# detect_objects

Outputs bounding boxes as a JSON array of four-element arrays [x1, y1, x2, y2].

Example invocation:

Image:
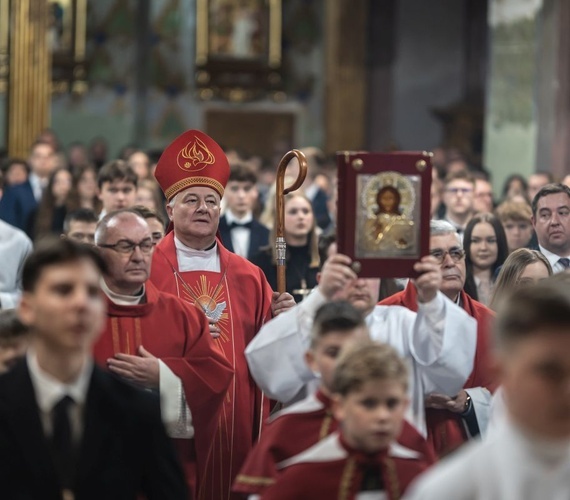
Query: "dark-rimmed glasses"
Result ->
[[98, 238, 154, 254], [429, 247, 465, 265]]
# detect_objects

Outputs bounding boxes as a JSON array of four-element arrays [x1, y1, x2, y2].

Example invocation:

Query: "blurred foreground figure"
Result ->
[[0, 238, 187, 499], [405, 275, 570, 500], [0, 309, 30, 373]]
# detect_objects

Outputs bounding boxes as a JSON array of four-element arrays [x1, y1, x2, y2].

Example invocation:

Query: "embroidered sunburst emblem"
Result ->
[[181, 275, 229, 343]]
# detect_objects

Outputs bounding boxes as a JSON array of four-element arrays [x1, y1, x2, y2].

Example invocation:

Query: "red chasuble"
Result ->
[[380, 283, 497, 456], [234, 390, 436, 496], [260, 433, 432, 500], [93, 280, 233, 499], [150, 233, 273, 500]]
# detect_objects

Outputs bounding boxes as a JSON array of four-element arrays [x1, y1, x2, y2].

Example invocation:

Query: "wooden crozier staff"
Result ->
[[275, 150, 308, 294]]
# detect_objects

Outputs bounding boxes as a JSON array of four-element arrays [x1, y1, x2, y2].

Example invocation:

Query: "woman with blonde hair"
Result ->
[[489, 248, 552, 310], [252, 191, 319, 302]]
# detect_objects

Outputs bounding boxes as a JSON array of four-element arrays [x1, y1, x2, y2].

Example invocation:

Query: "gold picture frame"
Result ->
[[195, 0, 282, 102]]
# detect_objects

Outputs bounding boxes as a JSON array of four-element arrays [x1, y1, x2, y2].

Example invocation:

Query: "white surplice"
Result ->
[[404, 421, 570, 500], [245, 288, 477, 436]]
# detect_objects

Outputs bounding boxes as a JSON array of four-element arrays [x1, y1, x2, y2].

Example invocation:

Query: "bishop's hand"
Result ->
[[271, 291, 295, 316]]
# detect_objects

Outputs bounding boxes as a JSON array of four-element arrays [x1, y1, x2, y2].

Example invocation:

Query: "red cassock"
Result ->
[[150, 233, 273, 500], [234, 389, 436, 496], [260, 433, 433, 500], [92, 280, 233, 499], [380, 283, 498, 456]]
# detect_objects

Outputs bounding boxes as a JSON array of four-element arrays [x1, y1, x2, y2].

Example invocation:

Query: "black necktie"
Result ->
[[229, 221, 252, 229], [559, 258, 570, 269], [50, 395, 76, 489]]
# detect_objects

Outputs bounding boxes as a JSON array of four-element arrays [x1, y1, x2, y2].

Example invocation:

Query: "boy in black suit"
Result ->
[[219, 163, 269, 260], [0, 237, 187, 499]]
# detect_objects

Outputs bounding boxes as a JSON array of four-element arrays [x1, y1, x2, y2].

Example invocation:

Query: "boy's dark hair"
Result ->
[[22, 237, 107, 292], [131, 205, 166, 227], [531, 183, 570, 216], [0, 309, 29, 341], [332, 341, 409, 395], [228, 163, 258, 184], [63, 208, 98, 234], [97, 160, 138, 189], [495, 274, 570, 349], [1, 158, 30, 176], [310, 301, 365, 347]]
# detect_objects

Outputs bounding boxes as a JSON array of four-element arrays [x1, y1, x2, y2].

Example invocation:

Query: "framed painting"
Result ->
[[336, 151, 433, 278], [195, 0, 282, 101], [50, 0, 87, 93]]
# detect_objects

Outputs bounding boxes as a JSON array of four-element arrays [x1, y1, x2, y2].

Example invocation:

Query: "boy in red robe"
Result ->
[[92, 209, 233, 499], [150, 130, 296, 500], [261, 341, 434, 499], [234, 301, 436, 496]]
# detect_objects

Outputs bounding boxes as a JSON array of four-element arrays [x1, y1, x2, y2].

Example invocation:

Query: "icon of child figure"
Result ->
[[360, 173, 416, 256]]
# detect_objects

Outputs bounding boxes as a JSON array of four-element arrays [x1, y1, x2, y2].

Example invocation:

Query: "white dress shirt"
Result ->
[[225, 210, 253, 258], [27, 350, 92, 442], [538, 245, 570, 274]]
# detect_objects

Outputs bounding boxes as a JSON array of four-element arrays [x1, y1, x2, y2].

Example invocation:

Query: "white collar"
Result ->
[[174, 236, 220, 272], [100, 278, 144, 305], [225, 210, 253, 225], [27, 350, 92, 412]]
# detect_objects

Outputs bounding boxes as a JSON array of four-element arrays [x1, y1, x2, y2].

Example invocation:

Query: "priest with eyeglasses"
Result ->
[[93, 208, 233, 500], [381, 219, 497, 457]]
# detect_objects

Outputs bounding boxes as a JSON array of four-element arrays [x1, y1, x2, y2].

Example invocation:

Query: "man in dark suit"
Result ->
[[0, 238, 187, 499], [219, 163, 269, 260], [531, 183, 570, 274], [0, 140, 55, 235]]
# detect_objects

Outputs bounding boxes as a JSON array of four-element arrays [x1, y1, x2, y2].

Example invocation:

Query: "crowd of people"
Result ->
[[0, 128, 569, 499]]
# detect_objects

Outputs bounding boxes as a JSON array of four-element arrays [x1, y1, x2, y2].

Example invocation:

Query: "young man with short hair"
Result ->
[[405, 275, 570, 499], [62, 208, 98, 244], [131, 205, 166, 244], [0, 237, 187, 499], [262, 342, 433, 499], [0, 140, 55, 233], [218, 163, 269, 260], [97, 160, 138, 217], [441, 170, 476, 238]]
